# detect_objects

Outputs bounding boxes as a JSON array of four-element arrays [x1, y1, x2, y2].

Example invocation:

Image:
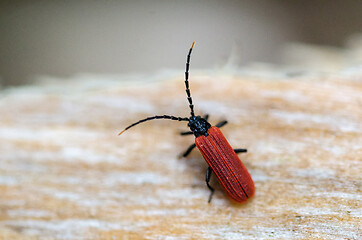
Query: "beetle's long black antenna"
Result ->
[[185, 41, 195, 117], [118, 115, 189, 135]]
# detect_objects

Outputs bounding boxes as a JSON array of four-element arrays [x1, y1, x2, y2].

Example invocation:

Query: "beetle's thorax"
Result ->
[[188, 115, 211, 137]]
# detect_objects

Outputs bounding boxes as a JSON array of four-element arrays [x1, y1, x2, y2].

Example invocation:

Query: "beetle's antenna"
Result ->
[[185, 41, 195, 117], [118, 115, 189, 135]]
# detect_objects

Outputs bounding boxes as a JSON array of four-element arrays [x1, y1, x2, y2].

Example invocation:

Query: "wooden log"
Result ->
[[0, 72, 361, 239]]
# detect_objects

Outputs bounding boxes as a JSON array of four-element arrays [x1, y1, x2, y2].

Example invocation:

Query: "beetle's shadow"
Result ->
[[178, 143, 222, 194]]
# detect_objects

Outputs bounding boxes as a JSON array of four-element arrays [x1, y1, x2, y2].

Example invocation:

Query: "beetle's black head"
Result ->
[[188, 115, 211, 137]]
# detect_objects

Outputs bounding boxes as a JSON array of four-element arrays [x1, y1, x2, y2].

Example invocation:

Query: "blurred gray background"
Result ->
[[1, 0, 362, 86]]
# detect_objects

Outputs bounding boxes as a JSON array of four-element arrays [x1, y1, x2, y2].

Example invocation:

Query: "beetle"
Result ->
[[119, 42, 255, 203]]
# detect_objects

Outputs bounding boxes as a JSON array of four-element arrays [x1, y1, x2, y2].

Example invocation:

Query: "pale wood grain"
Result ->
[[0, 73, 361, 239]]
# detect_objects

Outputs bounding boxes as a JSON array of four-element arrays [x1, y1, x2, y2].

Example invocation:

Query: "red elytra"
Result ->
[[196, 126, 255, 202], [119, 42, 255, 203]]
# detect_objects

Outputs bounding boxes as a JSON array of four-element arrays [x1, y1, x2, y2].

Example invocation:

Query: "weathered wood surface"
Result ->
[[0, 72, 361, 239]]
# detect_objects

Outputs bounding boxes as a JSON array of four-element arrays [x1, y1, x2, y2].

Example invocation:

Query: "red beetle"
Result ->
[[119, 42, 255, 203]]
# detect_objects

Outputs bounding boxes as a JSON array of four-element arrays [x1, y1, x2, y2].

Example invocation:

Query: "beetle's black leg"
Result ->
[[204, 114, 209, 121], [179, 143, 196, 158], [234, 148, 247, 154], [215, 120, 228, 128], [206, 167, 215, 203], [180, 131, 193, 136]]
